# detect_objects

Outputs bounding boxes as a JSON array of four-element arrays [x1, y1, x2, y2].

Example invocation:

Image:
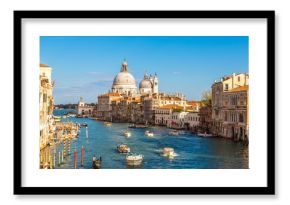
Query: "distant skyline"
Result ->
[[40, 36, 248, 104]]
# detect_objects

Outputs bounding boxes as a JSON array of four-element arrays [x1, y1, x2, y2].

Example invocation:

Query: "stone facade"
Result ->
[[155, 104, 183, 127], [97, 92, 121, 121], [211, 73, 249, 141], [184, 112, 200, 131], [39, 64, 54, 150], [199, 103, 212, 133], [220, 86, 248, 141], [76, 97, 95, 116], [155, 104, 200, 130], [111, 96, 143, 123]]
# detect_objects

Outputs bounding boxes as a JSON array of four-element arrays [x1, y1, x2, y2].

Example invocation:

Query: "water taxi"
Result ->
[[126, 153, 143, 165], [124, 130, 131, 137], [117, 144, 130, 153], [162, 147, 175, 159], [145, 130, 154, 137], [169, 130, 179, 136]]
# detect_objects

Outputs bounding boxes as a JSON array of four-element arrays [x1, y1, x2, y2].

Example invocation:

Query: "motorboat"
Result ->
[[117, 144, 130, 153], [126, 153, 143, 166], [128, 124, 136, 128], [53, 115, 61, 122], [124, 130, 131, 137], [169, 130, 179, 136], [197, 132, 214, 137], [80, 123, 88, 127], [104, 121, 112, 126], [145, 130, 154, 137], [162, 147, 175, 158], [67, 113, 76, 117], [92, 156, 102, 169], [128, 124, 148, 129]]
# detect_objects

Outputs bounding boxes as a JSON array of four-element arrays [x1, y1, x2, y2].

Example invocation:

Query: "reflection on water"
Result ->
[[52, 109, 248, 169]]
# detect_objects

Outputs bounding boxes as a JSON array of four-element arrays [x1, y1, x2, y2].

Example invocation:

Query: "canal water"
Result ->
[[53, 109, 248, 169]]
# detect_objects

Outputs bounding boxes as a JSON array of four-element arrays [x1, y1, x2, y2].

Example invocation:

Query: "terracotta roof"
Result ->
[[100, 92, 121, 97], [227, 85, 248, 92], [186, 101, 201, 106], [159, 104, 184, 109], [111, 97, 122, 102], [40, 63, 50, 67]]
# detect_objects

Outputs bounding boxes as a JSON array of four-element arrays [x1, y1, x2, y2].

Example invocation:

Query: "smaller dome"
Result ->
[[139, 79, 152, 89]]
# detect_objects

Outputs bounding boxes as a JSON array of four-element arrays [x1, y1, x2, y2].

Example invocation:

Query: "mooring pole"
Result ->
[[81, 145, 85, 167], [74, 148, 77, 169]]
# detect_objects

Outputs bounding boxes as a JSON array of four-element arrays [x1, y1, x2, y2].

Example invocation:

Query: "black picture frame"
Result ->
[[14, 10, 275, 195]]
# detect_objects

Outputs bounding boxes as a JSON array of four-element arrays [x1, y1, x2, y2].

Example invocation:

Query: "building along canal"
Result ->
[[50, 109, 248, 169]]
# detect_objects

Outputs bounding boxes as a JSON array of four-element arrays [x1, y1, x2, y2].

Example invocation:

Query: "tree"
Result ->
[[201, 90, 212, 106]]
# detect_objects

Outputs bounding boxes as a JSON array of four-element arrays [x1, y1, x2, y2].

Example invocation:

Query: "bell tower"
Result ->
[[153, 73, 158, 94]]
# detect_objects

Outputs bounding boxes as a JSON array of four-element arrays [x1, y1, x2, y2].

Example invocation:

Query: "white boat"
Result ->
[[162, 147, 175, 158], [67, 113, 76, 117], [169, 130, 179, 136], [126, 153, 143, 165], [117, 144, 130, 153], [124, 130, 131, 137], [145, 130, 154, 137], [197, 132, 214, 137], [53, 115, 61, 122]]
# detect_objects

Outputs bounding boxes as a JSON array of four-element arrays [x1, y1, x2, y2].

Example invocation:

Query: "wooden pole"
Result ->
[[53, 152, 56, 168], [63, 134, 66, 158], [73, 148, 77, 169], [81, 145, 84, 167], [68, 137, 71, 156], [58, 151, 61, 166]]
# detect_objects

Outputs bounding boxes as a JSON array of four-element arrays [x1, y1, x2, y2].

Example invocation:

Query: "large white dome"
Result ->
[[111, 60, 137, 95], [113, 72, 136, 86]]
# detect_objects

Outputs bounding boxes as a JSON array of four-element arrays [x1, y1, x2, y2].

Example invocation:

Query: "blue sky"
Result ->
[[40, 36, 248, 104]]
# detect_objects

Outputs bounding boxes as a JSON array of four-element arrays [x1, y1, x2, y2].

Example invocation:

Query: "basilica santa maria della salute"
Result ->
[[93, 59, 199, 125], [111, 60, 158, 96]]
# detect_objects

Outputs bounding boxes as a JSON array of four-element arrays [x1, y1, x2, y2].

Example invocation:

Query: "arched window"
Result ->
[[239, 113, 244, 122]]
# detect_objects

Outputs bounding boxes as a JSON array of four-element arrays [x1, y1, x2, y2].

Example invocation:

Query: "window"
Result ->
[[225, 84, 229, 91], [239, 113, 244, 123], [238, 76, 240, 82]]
